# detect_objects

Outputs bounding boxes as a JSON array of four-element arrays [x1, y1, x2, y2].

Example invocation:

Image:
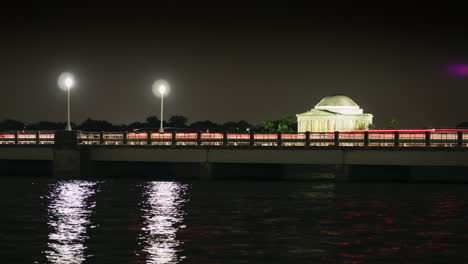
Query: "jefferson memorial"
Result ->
[[296, 95, 373, 132]]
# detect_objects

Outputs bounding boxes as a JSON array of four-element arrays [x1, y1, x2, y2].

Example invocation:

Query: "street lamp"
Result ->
[[152, 80, 170, 133], [58, 72, 75, 131]]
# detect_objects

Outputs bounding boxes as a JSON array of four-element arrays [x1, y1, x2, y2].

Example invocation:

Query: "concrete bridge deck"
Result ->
[[1, 144, 468, 167]]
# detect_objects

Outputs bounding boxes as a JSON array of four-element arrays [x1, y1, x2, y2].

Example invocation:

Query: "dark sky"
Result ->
[[1, 7, 468, 128]]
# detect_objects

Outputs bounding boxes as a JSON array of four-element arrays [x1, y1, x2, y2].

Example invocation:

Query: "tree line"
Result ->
[[0, 115, 298, 133], [6, 115, 462, 132]]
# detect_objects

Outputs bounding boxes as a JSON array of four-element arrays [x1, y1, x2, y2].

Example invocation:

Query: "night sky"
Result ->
[[1, 7, 468, 128]]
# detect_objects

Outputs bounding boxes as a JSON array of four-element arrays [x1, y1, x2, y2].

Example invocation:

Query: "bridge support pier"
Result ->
[[53, 131, 82, 178]]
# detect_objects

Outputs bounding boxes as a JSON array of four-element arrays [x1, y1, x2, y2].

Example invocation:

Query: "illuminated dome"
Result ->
[[296, 95, 373, 132], [315, 95, 359, 108]]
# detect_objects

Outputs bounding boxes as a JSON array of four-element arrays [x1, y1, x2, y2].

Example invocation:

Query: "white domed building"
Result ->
[[296, 95, 373, 132]]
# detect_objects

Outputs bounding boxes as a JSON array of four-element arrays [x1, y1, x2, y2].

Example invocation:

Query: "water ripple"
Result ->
[[44, 180, 98, 264], [139, 181, 189, 264]]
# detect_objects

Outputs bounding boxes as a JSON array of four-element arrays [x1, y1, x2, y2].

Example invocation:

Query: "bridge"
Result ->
[[0, 130, 467, 182]]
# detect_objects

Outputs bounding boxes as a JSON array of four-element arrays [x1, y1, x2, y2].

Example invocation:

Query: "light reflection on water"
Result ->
[[3, 179, 465, 264], [139, 181, 189, 264], [44, 181, 98, 264]]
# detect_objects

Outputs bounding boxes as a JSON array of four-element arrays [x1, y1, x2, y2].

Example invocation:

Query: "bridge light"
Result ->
[[58, 72, 75, 131], [58, 72, 75, 90], [64, 77, 73, 89], [159, 84, 167, 95], [152, 79, 170, 97], [152, 79, 171, 133]]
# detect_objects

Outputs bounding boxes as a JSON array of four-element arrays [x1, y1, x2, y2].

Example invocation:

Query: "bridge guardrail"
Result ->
[[1, 130, 467, 147]]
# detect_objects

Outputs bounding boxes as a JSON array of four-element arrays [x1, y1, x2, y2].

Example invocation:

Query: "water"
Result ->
[[1, 178, 468, 263]]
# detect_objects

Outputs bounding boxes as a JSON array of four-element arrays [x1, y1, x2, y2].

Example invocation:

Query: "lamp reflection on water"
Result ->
[[139, 182, 189, 264], [45, 181, 98, 264]]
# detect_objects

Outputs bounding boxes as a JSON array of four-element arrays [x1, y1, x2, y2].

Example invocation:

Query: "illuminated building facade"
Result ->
[[296, 95, 373, 132]]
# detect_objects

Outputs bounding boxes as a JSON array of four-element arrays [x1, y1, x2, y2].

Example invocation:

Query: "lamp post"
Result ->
[[152, 80, 170, 133], [158, 84, 167, 132], [58, 72, 75, 131]]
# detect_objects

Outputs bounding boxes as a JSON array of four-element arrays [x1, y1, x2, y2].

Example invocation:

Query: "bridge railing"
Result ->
[[200, 132, 223, 146], [80, 132, 100, 144], [339, 132, 365, 146], [1, 130, 468, 147], [429, 132, 460, 147], [309, 132, 335, 146], [0, 131, 55, 144], [368, 131, 394, 146], [172, 133, 197, 145], [279, 133, 307, 146], [128, 132, 149, 145]]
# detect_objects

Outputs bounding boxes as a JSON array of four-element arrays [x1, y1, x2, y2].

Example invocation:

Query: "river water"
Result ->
[[1, 177, 467, 263]]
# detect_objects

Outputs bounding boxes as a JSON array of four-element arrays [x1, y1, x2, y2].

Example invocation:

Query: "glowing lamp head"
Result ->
[[64, 77, 73, 89], [58, 72, 75, 90], [152, 79, 170, 97], [159, 84, 167, 95]]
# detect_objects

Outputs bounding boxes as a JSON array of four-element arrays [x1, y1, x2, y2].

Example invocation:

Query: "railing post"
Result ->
[[458, 131, 464, 147], [277, 132, 282, 146], [172, 131, 176, 145], [99, 131, 104, 144], [36, 131, 41, 144], [249, 131, 254, 146], [223, 132, 228, 146], [197, 131, 202, 145], [364, 131, 369, 146], [305, 131, 310, 147], [77, 131, 82, 145], [147, 131, 152, 145], [334, 131, 340, 146], [122, 131, 128, 145], [425, 131, 431, 147], [394, 131, 400, 147], [15, 131, 19, 144]]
